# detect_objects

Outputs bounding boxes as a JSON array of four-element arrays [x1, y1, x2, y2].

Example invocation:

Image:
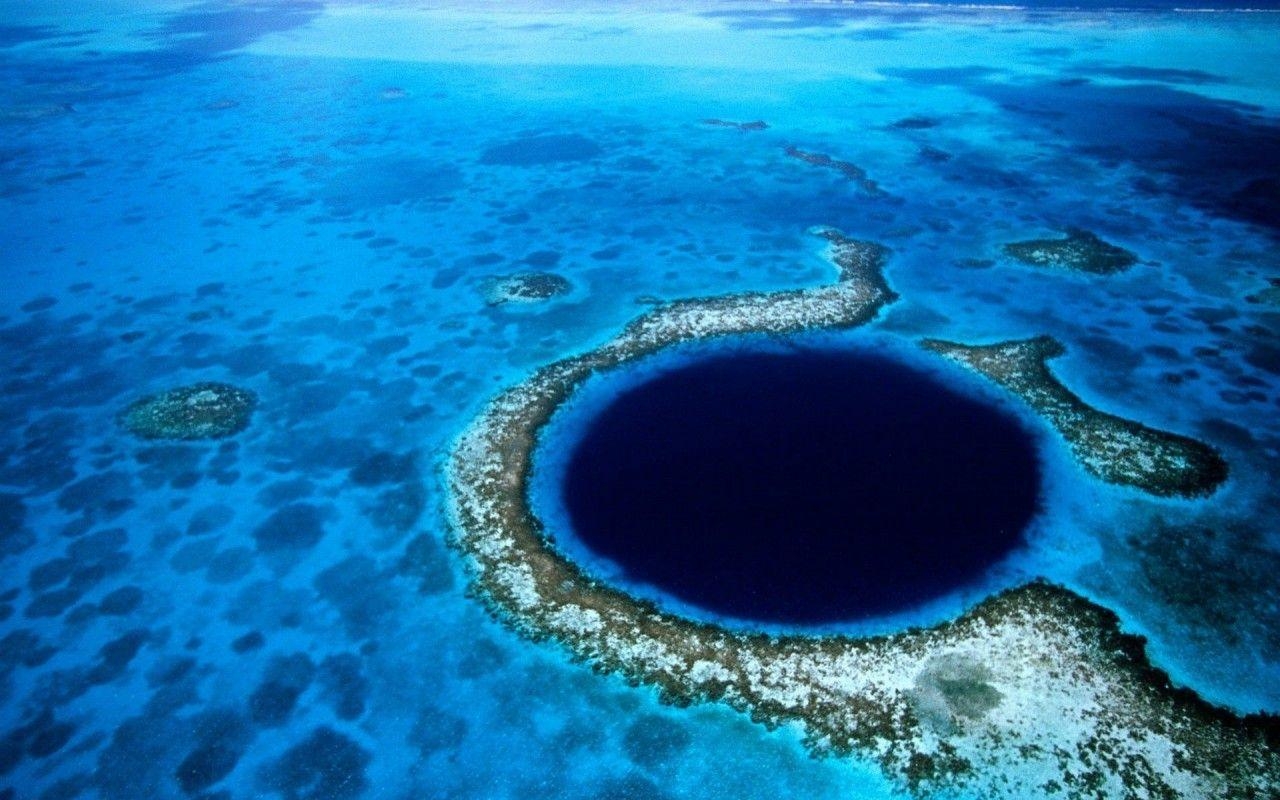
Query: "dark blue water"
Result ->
[[562, 350, 1044, 624]]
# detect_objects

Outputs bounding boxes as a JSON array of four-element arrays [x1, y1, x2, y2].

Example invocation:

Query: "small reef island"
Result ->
[[445, 230, 1275, 798], [1002, 228, 1139, 275], [118, 382, 257, 440], [482, 272, 573, 306]]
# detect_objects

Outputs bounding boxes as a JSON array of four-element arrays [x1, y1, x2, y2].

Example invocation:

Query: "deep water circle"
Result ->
[[560, 348, 1043, 625]]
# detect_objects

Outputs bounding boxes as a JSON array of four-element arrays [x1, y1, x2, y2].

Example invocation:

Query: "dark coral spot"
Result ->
[[27, 721, 75, 758], [29, 558, 74, 591], [188, 504, 235, 536], [256, 479, 315, 507], [314, 556, 397, 640], [252, 504, 327, 552], [408, 705, 467, 756], [592, 775, 673, 800], [397, 534, 455, 596], [318, 654, 368, 721], [0, 629, 57, 669], [320, 157, 461, 215], [364, 335, 409, 358], [591, 245, 623, 261], [207, 548, 255, 584], [175, 709, 253, 796], [348, 452, 416, 487], [623, 714, 692, 771], [480, 134, 601, 166], [521, 250, 562, 267], [1244, 342, 1280, 376], [175, 744, 240, 795], [366, 484, 425, 532], [891, 116, 939, 129], [56, 472, 135, 519], [0, 493, 30, 557], [25, 588, 84, 619], [262, 726, 371, 800], [88, 629, 149, 685], [20, 296, 57, 313], [68, 527, 126, 563], [249, 653, 315, 728], [98, 586, 144, 616], [232, 631, 266, 654]]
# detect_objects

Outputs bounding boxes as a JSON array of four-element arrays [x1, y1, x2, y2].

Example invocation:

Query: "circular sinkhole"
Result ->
[[550, 345, 1044, 626]]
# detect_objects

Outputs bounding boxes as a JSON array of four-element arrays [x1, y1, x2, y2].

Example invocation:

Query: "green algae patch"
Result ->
[[921, 336, 1228, 498], [119, 382, 256, 441], [1003, 228, 1138, 274], [445, 231, 1275, 799]]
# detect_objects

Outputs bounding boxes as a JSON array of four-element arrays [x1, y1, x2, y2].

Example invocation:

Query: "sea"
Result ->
[[1, 1, 1278, 798]]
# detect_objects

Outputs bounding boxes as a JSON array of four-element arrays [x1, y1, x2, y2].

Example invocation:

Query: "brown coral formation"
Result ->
[[784, 146, 885, 196], [119, 382, 256, 440], [1002, 228, 1138, 274]]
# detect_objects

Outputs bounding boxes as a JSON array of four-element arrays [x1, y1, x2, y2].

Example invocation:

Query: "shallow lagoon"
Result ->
[[1, 2, 1279, 798]]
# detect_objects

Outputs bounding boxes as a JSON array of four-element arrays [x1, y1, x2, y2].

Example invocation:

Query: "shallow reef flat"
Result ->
[[921, 337, 1229, 498], [446, 231, 1276, 799]]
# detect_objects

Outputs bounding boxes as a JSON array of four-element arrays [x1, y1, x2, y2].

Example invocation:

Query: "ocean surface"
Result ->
[[1, 1, 1278, 799]]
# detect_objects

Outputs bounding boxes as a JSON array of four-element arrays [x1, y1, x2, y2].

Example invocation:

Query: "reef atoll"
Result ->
[[922, 336, 1228, 498], [483, 272, 573, 306], [119, 382, 257, 440], [445, 231, 1275, 798], [1003, 228, 1139, 274]]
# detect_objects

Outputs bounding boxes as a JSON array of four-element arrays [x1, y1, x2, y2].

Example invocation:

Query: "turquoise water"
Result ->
[[1, 2, 1278, 798]]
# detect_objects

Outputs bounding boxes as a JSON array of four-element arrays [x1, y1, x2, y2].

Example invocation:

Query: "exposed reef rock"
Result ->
[[702, 118, 768, 131], [1002, 228, 1138, 274], [446, 234, 1274, 798], [784, 146, 885, 196], [119, 382, 256, 441], [921, 336, 1228, 498], [483, 272, 573, 306]]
